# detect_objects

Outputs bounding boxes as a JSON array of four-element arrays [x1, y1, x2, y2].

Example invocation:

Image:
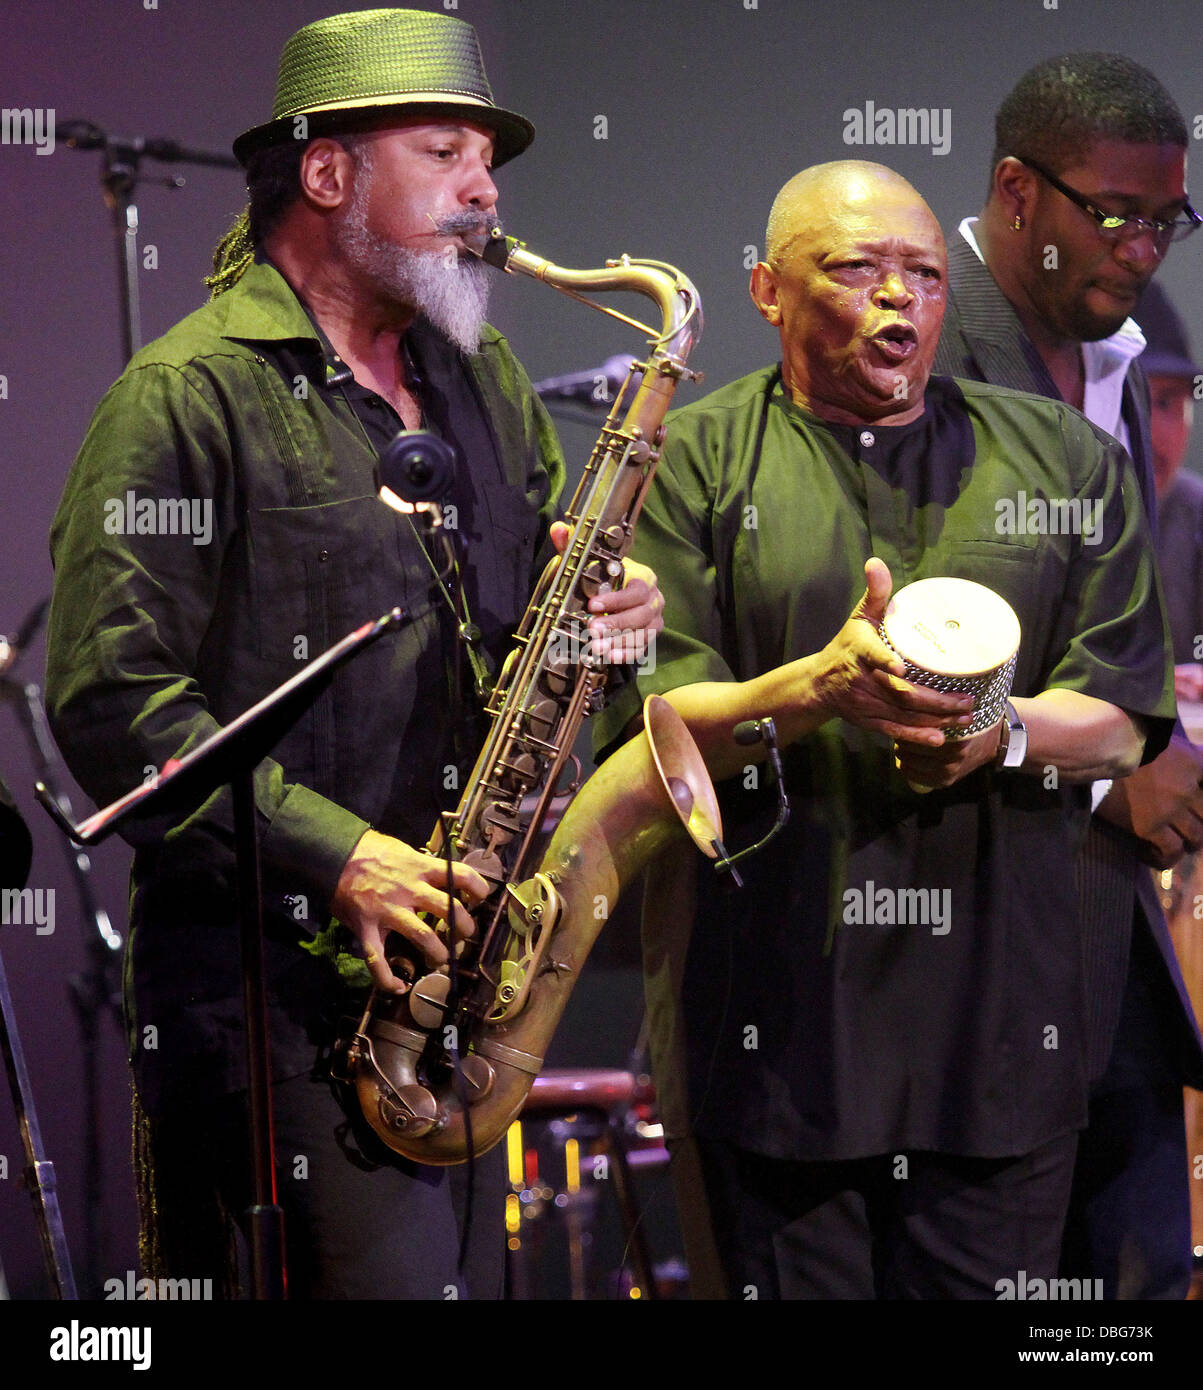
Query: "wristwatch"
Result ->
[[994, 700, 1027, 770]]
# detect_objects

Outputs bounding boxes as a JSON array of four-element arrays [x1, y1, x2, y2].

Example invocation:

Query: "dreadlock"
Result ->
[[205, 209, 255, 298]]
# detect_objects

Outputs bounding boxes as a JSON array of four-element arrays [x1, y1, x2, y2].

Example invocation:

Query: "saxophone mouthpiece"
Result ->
[[462, 225, 516, 270]]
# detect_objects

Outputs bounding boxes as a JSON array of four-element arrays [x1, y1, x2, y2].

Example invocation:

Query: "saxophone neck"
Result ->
[[465, 228, 702, 364]]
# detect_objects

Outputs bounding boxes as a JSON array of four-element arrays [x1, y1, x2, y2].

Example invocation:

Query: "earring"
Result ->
[[1012, 214, 1024, 231]]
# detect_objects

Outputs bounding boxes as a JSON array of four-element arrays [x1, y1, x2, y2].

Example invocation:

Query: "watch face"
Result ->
[[996, 702, 1026, 769], [1005, 721, 1027, 768]]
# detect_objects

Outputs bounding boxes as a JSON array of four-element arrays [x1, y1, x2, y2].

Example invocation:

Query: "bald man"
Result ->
[[595, 161, 1176, 1298]]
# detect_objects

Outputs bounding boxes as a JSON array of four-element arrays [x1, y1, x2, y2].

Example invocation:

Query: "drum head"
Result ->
[[882, 577, 1020, 678]]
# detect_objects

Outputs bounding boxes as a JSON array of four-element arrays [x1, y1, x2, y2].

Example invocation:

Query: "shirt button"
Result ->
[[859, 430, 875, 447], [317, 548, 330, 563]]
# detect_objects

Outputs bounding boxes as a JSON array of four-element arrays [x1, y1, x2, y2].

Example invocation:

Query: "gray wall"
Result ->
[[2, 0, 1200, 1298]]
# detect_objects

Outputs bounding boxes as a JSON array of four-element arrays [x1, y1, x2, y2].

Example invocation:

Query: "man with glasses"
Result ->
[[935, 51, 1203, 1300]]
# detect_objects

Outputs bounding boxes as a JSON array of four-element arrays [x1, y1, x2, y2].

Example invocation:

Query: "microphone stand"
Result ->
[[35, 608, 404, 1300], [44, 120, 240, 1284], [58, 120, 241, 363], [1, 600, 120, 1295], [0, 948, 78, 1300], [0, 780, 77, 1299]]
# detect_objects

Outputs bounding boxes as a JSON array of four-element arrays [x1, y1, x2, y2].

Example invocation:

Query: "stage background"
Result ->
[[1, 0, 1200, 1299]]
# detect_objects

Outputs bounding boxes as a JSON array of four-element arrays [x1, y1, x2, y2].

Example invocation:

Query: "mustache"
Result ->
[[430, 209, 503, 239]]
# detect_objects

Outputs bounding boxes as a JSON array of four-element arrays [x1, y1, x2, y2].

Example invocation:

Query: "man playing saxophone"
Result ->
[[595, 160, 1176, 1298], [45, 8, 663, 1299]]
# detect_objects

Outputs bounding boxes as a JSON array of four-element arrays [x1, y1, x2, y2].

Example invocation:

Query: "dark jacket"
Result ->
[[935, 230, 1203, 1089]]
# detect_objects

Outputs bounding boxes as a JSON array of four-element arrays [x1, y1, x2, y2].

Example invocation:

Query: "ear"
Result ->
[[992, 156, 1037, 226], [750, 261, 781, 325], [298, 138, 357, 213]]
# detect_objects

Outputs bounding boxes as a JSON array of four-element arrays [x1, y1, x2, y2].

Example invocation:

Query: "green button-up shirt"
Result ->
[[596, 368, 1175, 1159], [46, 261, 565, 1109]]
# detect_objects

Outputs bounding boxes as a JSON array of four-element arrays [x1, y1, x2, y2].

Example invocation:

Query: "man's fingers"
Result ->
[[383, 911, 451, 967], [887, 723, 949, 748], [1141, 828, 1186, 870], [408, 848, 490, 905], [1168, 805, 1203, 854], [870, 668, 975, 717], [582, 572, 662, 667], [590, 576, 654, 617], [412, 886, 478, 940], [894, 749, 944, 788], [442, 857, 491, 906], [853, 556, 894, 628], [360, 922, 412, 993], [588, 578, 663, 637], [589, 628, 650, 665]]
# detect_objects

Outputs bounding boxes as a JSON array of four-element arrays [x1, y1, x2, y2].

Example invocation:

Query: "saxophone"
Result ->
[[342, 231, 721, 1164]]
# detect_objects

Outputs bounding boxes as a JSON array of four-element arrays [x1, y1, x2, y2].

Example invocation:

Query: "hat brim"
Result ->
[[233, 97, 534, 168]]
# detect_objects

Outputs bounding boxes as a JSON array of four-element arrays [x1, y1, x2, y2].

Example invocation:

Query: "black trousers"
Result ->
[[692, 1132, 1079, 1299], [142, 1069, 506, 1300]]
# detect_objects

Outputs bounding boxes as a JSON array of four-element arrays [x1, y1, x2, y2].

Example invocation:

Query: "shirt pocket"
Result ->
[[924, 534, 1039, 579], [924, 537, 1057, 698], [468, 479, 542, 640], [248, 495, 405, 664]]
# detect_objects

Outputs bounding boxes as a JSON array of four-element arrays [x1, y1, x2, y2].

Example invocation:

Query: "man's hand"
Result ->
[[1174, 663, 1203, 704], [1097, 731, 1203, 868], [330, 829, 491, 993], [549, 521, 664, 664], [893, 723, 1002, 790], [814, 557, 975, 747]]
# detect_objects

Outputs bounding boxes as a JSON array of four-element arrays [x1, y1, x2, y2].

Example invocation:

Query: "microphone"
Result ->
[[533, 354, 640, 406], [376, 430, 456, 515], [714, 715, 790, 878], [59, 118, 240, 169]]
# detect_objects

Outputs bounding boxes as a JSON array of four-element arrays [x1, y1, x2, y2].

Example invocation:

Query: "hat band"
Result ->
[[276, 91, 493, 120]]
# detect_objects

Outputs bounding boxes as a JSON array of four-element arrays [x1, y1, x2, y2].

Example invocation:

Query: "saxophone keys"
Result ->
[[409, 971, 451, 1030], [504, 875, 557, 938], [379, 1084, 439, 1137], [460, 1055, 495, 1102]]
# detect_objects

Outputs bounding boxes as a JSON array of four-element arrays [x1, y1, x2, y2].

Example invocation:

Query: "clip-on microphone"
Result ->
[[713, 716, 791, 884], [376, 429, 456, 524]]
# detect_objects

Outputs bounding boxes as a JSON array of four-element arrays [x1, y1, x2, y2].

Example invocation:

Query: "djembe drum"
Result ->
[[880, 577, 1022, 785]]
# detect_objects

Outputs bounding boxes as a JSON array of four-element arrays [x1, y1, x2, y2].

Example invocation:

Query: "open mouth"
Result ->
[[869, 321, 919, 362]]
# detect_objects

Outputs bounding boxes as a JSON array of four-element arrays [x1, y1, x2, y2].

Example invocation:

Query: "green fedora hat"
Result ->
[[233, 7, 534, 167]]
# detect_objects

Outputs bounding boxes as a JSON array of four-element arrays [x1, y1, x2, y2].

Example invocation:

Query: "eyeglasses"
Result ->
[[1017, 157, 1202, 247]]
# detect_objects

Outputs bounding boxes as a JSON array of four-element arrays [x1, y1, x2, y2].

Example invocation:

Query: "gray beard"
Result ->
[[334, 159, 493, 353]]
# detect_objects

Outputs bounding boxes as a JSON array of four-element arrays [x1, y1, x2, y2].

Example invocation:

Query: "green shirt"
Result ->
[[46, 260, 565, 1110], [596, 369, 1175, 1159]]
